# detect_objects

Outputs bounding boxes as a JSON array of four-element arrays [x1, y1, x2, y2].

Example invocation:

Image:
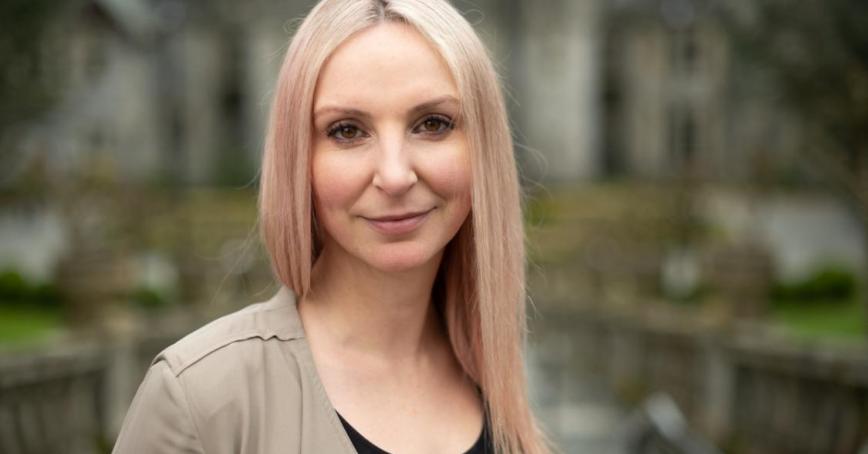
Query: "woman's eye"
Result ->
[[413, 115, 454, 136], [327, 123, 365, 142]]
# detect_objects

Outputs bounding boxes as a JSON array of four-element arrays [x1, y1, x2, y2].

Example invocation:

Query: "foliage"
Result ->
[[771, 266, 857, 304], [769, 265, 862, 340], [770, 295, 864, 341], [129, 286, 170, 310], [0, 305, 62, 341], [0, 305, 62, 345], [0, 269, 61, 307]]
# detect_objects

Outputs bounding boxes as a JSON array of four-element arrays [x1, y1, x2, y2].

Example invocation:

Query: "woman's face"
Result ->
[[311, 22, 472, 273]]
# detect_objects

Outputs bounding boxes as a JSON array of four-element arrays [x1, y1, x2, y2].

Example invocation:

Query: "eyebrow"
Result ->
[[313, 95, 460, 122]]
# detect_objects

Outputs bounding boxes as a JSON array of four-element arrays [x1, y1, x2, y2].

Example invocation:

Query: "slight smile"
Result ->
[[362, 208, 435, 236]]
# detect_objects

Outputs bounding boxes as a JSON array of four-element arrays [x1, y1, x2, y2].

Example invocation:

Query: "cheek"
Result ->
[[311, 151, 367, 210], [420, 144, 473, 203]]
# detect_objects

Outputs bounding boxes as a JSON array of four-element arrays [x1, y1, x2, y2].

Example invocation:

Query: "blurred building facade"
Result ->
[[7, 0, 310, 188], [2, 0, 863, 281], [4, 0, 771, 186], [6, 0, 609, 188], [603, 0, 728, 179], [5, 0, 818, 188]]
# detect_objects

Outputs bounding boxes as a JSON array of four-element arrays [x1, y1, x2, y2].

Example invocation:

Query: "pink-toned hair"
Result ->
[[258, 1, 547, 452]]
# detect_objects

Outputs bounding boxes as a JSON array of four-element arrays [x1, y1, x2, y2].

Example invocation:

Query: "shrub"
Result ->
[[0, 270, 28, 301], [771, 266, 857, 303], [0, 269, 60, 307], [129, 287, 168, 310]]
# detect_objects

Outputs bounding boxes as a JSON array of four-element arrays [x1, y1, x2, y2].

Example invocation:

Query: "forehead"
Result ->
[[314, 22, 459, 110]]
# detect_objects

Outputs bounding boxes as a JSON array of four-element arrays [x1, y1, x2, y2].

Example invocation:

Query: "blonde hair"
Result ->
[[259, 1, 547, 452]]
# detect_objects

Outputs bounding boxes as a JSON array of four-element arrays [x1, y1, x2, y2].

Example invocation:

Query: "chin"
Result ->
[[362, 242, 443, 273]]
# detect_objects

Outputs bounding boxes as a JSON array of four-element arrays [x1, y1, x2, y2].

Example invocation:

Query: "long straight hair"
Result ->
[[259, 1, 546, 452]]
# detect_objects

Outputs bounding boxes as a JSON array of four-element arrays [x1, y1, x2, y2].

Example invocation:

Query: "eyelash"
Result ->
[[326, 122, 367, 142], [413, 114, 455, 135], [325, 114, 455, 144]]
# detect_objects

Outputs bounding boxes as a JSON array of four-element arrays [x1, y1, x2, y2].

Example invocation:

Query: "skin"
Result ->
[[298, 22, 484, 454]]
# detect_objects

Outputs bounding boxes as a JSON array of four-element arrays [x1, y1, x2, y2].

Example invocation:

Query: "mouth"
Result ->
[[362, 208, 434, 235]]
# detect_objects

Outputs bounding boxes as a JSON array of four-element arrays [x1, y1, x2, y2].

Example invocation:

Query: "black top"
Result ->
[[336, 412, 492, 454]]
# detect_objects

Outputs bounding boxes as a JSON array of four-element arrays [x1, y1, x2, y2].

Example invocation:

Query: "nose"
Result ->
[[372, 134, 417, 196]]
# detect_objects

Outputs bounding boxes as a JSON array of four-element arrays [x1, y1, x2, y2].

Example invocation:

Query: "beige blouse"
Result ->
[[112, 287, 358, 453]]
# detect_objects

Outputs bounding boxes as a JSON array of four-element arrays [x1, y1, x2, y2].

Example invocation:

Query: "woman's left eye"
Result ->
[[412, 115, 454, 136]]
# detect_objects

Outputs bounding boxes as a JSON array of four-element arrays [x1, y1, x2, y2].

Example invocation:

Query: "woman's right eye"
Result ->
[[327, 123, 366, 142]]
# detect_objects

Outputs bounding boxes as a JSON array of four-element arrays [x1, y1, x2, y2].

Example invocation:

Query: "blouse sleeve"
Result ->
[[112, 360, 206, 454]]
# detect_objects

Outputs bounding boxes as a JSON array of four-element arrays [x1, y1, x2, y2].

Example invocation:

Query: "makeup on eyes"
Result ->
[[324, 113, 455, 144], [413, 114, 454, 134], [327, 122, 367, 141]]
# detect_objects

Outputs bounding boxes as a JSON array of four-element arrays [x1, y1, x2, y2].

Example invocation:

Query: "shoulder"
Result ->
[[115, 288, 319, 453], [151, 287, 311, 439], [154, 286, 305, 377]]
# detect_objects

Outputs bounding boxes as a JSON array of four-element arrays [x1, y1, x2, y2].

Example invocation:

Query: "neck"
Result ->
[[299, 244, 446, 362]]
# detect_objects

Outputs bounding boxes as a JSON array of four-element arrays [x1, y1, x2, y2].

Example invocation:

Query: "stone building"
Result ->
[[8, 0, 857, 285], [7, 0, 610, 188], [8, 0, 310, 187], [600, 0, 813, 185], [8, 0, 821, 188], [602, 0, 729, 179]]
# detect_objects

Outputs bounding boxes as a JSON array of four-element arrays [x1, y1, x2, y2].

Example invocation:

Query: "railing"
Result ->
[[0, 345, 107, 454], [0, 328, 186, 454], [3, 304, 868, 453], [535, 305, 868, 454]]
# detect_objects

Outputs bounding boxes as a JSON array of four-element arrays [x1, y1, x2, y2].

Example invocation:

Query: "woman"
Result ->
[[113, 0, 547, 453]]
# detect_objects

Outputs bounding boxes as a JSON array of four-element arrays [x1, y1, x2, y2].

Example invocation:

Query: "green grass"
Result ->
[[769, 298, 866, 342], [0, 305, 63, 346]]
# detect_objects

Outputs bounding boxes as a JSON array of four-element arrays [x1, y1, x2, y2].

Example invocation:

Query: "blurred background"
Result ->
[[1, 0, 867, 452]]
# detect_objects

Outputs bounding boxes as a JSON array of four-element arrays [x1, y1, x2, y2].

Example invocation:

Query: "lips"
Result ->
[[363, 208, 434, 235]]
